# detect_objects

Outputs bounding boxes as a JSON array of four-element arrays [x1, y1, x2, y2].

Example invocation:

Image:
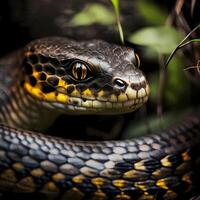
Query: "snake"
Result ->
[[0, 37, 199, 200]]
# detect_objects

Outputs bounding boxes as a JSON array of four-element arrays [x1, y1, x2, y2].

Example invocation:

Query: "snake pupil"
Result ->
[[77, 63, 83, 79], [72, 62, 87, 80]]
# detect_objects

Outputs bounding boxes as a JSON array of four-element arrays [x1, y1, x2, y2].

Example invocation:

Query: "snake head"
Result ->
[[22, 37, 150, 114]]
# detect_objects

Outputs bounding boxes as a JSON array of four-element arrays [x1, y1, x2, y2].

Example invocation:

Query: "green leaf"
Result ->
[[110, 0, 119, 11], [129, 26, 182, 54], [117, 23, 124, 44], [69, 3, 115, 26], [110, 0, 124, 44], [190, 38, 200, 42], [165, 24, 200, 68], [137, 0, 167, 25]]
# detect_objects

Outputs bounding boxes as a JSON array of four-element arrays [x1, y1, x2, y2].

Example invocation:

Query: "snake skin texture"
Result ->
[[0, 37, 199, 200], [0, 116, 199, 200]]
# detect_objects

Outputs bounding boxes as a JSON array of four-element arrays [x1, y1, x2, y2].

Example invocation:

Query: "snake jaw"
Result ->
[[58, 71, 150, 114], [53, 77, 150, 114], [23, 69, 150, 115]]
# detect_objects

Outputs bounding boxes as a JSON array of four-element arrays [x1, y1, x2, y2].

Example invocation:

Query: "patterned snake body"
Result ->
[[0, 37, 199, 199]]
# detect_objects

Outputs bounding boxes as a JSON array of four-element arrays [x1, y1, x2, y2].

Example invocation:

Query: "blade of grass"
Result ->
[[110, 0, 124, 44], [179, 38, 200, 48], [165, 23, 200, 68]]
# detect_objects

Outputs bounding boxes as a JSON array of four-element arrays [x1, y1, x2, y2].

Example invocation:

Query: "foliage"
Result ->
[[70, 3, 115, 26], [137, 0, 167, 25], [150, 57, 190, 108], [129, 26, 182, 54], [110, 0, 124, 44], [165, 24, 200, 68]]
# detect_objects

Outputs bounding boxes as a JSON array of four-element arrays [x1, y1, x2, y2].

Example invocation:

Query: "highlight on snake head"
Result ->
[[22, 37, 150, 114]]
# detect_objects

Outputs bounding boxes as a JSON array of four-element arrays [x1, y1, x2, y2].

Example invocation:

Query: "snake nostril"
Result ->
[[113, 78, 126, 89], [131, 83, 141, 90]]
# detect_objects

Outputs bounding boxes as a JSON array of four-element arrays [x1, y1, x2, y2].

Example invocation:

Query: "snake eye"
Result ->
[[72, 62, 88, 81]]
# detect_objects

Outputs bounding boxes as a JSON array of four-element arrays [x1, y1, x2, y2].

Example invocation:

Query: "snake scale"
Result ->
[[0, 37, 199, 200]]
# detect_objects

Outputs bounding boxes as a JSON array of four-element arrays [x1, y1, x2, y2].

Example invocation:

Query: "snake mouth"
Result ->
[[24, 77, 150, 115], [45, 83, 150, 114], [49, 95, 149, 114]]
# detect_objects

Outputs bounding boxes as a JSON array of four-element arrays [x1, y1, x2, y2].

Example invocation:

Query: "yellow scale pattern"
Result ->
[[0, 149, 195, 200], [23, 51, 110, 106], [24, 80, 70, 105], [24, 70, 107, 105]]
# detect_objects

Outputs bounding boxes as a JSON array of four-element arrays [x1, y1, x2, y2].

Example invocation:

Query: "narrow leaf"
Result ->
[[165, 24, 200, 68], [110, 0, 124, 44]]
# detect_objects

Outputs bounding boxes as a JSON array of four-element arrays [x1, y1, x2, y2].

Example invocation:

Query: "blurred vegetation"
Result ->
[[128, 0, 191, 111], [70, 0, 125, 44], [136, 0, 167, 25], [110, 0, 124, 44], [70, 3, 115, 26], [69, 0, 198, 111], [129, 26, 182, 54], [123, 108, 193, 139]]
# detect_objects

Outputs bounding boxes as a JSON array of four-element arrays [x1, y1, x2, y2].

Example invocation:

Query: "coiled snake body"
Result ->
[[0, 37, 199, 199]]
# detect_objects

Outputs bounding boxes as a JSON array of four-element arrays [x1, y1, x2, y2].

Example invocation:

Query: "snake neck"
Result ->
[[0, 81, 59, 132]]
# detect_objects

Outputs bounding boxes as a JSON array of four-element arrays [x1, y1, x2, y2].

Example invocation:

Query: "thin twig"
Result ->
[[175, 0, 185, 14], [165, 23, 200, 68], [184, 60, 200, 74], [179, 40, 200, 48]]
